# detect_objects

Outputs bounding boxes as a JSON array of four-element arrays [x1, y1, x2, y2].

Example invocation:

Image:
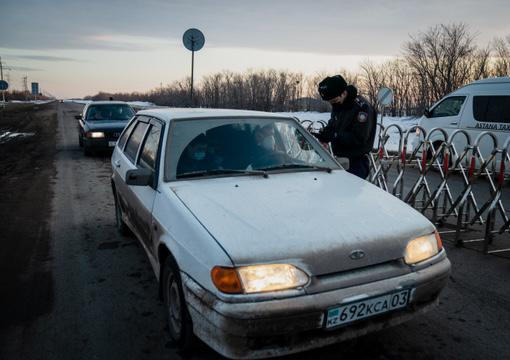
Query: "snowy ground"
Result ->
[[280, 111, 420, 152], [8, 100, 55, 105], [63, 99, 155, 108], [56, 102, 420, 153]]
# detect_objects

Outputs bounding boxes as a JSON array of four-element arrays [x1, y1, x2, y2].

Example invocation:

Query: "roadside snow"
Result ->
[[9, 100, 54, 105], [278, 111, 419, 152], [0, 131, 35, 143], [62, 99, 156, 108]]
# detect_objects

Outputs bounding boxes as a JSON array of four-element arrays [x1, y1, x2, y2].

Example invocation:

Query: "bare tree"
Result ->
[[492, 36, 510, 76], [404, 23, 476, 107]]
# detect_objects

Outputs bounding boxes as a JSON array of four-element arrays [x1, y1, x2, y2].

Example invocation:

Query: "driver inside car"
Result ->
[[251, 124, 292, 169]]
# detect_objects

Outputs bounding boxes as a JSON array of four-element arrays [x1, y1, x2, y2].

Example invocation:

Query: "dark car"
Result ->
[[77, 101, 135, 155]]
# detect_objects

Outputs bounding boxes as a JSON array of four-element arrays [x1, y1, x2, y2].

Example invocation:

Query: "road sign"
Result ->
[[183, 28, 205, 51], [377, 87, 394, 107], [182, 28, 205, 104], [0, 80, 8, 91], [31, 82, 39, 96]]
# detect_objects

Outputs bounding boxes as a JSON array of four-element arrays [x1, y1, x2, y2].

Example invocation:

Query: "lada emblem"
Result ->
[[350, 249, 365, 260]]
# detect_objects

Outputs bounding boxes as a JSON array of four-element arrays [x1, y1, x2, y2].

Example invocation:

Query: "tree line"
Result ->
[[85, 23, 509, 116]]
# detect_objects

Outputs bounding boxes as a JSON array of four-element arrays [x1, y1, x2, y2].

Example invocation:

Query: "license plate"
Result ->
[[325, 289, 412, 329], [108, 141, 117, 147]]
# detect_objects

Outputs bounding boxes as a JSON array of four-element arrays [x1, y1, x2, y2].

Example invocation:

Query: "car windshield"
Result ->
[[86, 104, 135, 121], [165, 117, 339, 180]]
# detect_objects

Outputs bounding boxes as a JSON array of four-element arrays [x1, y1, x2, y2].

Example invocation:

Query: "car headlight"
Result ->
[[87, 131, 105, 139], [211, 264, 309, 294], [404, 232, 443, 265]]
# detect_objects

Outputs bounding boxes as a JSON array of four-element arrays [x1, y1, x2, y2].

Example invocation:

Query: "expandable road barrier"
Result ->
[[301, 119, 510, 255]]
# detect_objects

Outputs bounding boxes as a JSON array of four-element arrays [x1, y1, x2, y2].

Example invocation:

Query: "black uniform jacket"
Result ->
[[315, 93, 376, 158]]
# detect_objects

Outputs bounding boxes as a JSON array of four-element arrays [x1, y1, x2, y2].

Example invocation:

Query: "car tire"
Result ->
[[162, 256, 194, 352], [84, 146, 93, 156], [78, 134, 83, 147], [114, 194, 130, 236]]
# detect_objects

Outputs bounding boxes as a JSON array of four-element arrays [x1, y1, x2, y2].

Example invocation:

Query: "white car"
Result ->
[[413, 77, 510, 167], [111, 108, 450, 359]]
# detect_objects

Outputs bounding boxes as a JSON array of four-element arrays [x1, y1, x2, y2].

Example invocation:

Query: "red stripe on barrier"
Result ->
[[443, 151, 449, 175], [401, 145, 407, 164], [468, 156, 476, 180], [379, 146, 384, 160], [421, 149, 427, 174], [498, 156, 505, 188]]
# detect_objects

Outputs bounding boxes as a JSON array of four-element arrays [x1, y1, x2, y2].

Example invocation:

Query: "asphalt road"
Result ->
[[1, 103, 509, 360]]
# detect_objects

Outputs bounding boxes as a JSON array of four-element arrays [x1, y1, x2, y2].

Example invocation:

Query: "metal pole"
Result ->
[[191, 49, 194, 105]]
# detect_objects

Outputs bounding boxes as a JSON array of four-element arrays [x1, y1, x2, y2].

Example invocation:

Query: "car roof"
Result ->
[[452, 76, 510, 94], [136, 107, 295, 124]]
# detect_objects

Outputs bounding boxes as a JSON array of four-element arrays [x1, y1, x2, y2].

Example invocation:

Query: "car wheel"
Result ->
[[84, 146, 93, 156], [78, 134, 83, 147], [162, 257, 194, 351]]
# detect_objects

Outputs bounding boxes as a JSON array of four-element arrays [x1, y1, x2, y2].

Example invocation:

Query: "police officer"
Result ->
[[313, 75, 376, 179]]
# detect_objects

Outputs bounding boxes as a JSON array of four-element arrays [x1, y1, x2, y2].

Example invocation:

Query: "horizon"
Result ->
[[1, 0, 509, 98]]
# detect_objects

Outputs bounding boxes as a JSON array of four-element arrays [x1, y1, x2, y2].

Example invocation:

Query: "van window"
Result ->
[[473, 96, 510, 123], [429, 96, 466, 118]]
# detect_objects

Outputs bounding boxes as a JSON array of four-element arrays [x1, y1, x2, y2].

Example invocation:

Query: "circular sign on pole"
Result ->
[[377, 87, 393, 107], [183, 28, 205, 52], [0, 80, 8, 91], [182, 28, 205, 105]]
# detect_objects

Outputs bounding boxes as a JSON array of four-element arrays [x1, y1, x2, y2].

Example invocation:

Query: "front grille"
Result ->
[[306, 259, 410, 295]]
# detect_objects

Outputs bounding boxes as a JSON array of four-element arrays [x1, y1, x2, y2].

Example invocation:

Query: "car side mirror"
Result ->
[[423, 109, 431, 118], [126, 168, 153, 187], [335, 157, 350, 170], [75, 115, 82, 120]]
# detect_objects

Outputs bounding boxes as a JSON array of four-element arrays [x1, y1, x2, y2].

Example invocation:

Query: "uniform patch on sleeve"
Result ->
[[357, 112, 368, 123]]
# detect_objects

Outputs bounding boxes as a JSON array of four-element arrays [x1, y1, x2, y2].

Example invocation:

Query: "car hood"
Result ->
[[170, 170, 435, 276], [85, 120, 128, 131]]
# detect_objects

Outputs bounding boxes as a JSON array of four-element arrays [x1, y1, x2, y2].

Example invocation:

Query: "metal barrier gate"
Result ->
[[302, 120, 510, 255]]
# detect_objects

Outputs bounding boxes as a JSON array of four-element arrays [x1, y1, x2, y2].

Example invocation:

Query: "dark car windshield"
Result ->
[[86, 104, 135, 121], [165, 117, 339, 180]]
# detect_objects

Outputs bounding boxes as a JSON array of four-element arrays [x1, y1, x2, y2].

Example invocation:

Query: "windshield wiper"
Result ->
[[260, 163, 332, 173], [177, 168, 268, 179]]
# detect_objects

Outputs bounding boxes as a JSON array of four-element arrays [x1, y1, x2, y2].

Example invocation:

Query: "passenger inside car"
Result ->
[[176, 134, 221, 177]]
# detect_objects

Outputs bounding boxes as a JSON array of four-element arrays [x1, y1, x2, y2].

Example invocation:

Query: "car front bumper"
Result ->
[[181, 254, 450, 359]]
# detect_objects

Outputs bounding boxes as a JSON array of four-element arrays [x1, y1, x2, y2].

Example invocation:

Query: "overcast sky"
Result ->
[[1, 0, 509, 98]]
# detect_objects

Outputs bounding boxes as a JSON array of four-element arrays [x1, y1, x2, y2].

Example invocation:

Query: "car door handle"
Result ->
[[450, 122, 458, 125], [114, 159, 121, 168]]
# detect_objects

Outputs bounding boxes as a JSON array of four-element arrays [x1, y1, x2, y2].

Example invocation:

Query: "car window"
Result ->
[[117, 118, 137, 150], [165, 117, 338, 181], [429, 96, 466, 118], [124, 121, 149, 162], [473, 96, 510, 123], [85, 104, 135, 121], [138, 124, 161, 171]]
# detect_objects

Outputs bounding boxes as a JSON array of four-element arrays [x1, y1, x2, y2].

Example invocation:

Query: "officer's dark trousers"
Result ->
[[347, 155, 370, 179]]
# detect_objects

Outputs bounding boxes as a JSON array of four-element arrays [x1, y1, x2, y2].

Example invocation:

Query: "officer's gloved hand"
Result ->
[[311, 131, 324, 142]]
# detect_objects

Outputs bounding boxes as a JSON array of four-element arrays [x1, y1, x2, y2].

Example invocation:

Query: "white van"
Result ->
[[414, 77, 510, 170]]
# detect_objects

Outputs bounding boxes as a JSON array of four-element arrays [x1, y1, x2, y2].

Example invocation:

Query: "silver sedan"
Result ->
[[111, 108, 450, 359]]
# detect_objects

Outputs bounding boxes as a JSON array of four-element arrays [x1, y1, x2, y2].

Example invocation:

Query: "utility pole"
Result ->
[[22, 75, 28, 100]]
